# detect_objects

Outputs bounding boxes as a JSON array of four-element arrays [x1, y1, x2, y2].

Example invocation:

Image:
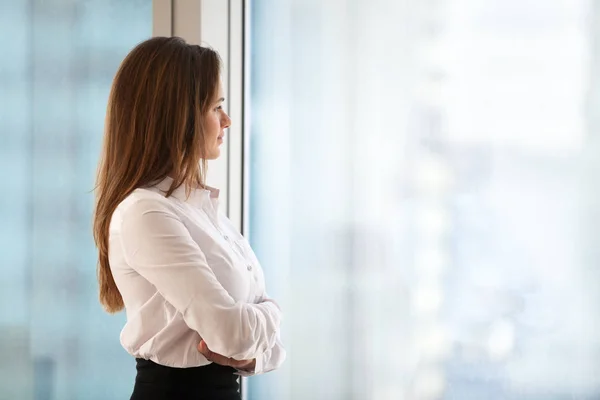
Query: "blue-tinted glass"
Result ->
[[247, 0, 600, 399], [0, 1, 151, 399]]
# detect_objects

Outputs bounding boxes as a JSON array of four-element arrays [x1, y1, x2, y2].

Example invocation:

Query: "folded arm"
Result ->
[[236, 293, 286, 376], [118, 197, 281, 360]]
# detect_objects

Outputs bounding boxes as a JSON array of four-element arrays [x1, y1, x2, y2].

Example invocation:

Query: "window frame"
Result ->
[[152, 0, 246, 231]]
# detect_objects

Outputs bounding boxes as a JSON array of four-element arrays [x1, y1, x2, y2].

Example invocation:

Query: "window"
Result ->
[[0, 1, 151, 398], [246, 0, 600, 399]]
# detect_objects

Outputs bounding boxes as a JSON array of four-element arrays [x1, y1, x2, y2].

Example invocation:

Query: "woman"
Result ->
[[92, 36, 285, 399]]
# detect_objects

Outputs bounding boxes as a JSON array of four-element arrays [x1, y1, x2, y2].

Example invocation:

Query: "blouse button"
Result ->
[[224, 235, 229, 240], [247, 265, 253, 271]]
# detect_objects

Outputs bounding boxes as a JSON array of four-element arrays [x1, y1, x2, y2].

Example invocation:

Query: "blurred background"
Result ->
[[2, 0, 600, 399]]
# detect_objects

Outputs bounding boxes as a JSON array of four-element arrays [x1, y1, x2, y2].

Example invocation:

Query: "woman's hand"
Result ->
[[197, 340, 256, 371]]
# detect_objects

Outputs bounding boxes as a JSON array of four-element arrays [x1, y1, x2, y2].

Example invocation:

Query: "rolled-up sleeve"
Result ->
[[117, 197, 281, 361], [236, 333, 286, 376], [236, 293, 287, 376]]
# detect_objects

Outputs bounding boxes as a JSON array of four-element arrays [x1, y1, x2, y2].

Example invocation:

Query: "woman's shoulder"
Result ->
[[113, 187, 181, 223]]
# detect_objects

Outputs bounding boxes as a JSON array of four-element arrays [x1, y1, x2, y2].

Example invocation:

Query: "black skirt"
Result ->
[[130, 358, 241, 400]]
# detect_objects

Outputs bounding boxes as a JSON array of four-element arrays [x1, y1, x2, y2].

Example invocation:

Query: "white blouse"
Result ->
[[108, 176, 285, 375]]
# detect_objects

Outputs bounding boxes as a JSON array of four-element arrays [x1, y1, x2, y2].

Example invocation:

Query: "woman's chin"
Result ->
[[205, 148, 221, 160]]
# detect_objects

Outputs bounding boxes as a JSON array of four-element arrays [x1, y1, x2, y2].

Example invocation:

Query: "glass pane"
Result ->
[[0, 1, 151, 398], [247, 0, 600, 399]]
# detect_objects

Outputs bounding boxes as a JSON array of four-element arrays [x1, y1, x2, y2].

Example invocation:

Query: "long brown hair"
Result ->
[[93, 36, 222, 313]]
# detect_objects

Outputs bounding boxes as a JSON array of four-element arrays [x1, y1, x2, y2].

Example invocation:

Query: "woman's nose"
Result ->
[[222, 112, 231, 129]]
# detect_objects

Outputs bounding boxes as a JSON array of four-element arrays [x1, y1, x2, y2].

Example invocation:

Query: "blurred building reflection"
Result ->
[[0, 1, 151, 399]]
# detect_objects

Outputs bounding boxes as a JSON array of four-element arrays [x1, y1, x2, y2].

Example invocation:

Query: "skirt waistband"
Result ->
[[131, 358, 240, 400]]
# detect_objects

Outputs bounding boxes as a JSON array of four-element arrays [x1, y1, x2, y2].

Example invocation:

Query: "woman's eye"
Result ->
[[215, 105, 223, 111]]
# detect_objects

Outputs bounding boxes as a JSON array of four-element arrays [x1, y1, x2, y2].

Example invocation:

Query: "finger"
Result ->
[[198, 341, 214, 360], [198, 341, 232, 366], [197, 340, 208, 353], [209, 352, 233, 366], [197, 341, 252, 369]]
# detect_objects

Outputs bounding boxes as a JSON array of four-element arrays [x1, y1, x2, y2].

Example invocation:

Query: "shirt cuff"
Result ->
[[235, 352, 264, 377]]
